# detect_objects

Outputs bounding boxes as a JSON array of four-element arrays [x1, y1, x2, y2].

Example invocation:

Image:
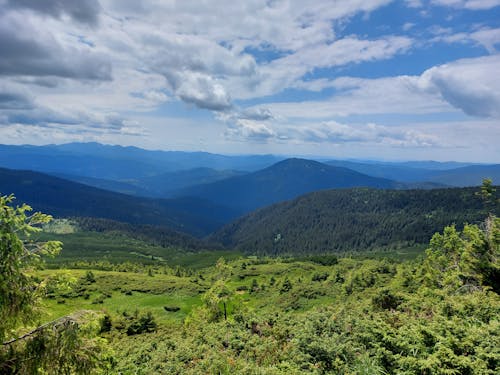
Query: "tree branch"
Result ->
[[2, 310, 94, 346]]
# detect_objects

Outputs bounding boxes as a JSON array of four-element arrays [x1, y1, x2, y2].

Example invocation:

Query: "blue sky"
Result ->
[[0, 0, 499, 161]]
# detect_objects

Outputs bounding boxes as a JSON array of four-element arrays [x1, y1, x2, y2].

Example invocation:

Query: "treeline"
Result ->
[[213, 186, 498, 255], [73, 217, 220, 251]]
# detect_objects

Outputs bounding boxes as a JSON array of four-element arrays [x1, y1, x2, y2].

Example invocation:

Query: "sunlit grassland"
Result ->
[[35, 230, 242, 268]]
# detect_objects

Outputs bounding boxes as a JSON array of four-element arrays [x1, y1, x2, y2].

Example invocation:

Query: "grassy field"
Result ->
[[34, 240, 499, 375], [36, 230, 242, 268]]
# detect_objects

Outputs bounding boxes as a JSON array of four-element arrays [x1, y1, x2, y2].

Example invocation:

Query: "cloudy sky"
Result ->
[[0, 0, 499, 161]]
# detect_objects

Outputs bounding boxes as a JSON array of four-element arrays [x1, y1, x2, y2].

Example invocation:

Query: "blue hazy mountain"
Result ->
[[175, 158, 401, 215], [0, 143, 283, 180], [426, 165, 500, 187], [53, 168, 245, 198], [0, 167, 239, 237], [137, 168, 246, 197], [325, 159, 497, 186]]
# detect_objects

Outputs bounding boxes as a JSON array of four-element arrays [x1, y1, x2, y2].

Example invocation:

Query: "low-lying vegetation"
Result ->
[[35, 216, 499, 374]]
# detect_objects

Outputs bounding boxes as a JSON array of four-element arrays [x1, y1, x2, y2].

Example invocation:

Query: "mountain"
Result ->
[[325, 159, 498, 187], [54, 168, 245, 198], [324, 160, 440, 182], [0, 143, 282, 180], [176, 158, 401, 215], [52, 173, 151, 196], [426, 165, 500, 187], [390, 160, 478, 170], [211, 187, 494, 256], [137, 168, 246, 197], [0, 167, 238, 237]]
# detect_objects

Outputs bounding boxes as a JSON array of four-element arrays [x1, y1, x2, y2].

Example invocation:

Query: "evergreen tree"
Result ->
[[0, 194, 113, 373]]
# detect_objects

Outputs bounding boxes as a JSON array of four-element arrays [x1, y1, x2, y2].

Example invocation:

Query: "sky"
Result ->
[[0, 0, 499, 162]]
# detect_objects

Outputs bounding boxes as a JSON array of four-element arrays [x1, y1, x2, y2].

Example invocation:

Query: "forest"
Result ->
[[0, 182, 499, 374]]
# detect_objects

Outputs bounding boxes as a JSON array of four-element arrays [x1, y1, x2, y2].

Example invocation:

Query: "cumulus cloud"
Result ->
[[246, 35, 413, 98], [470, 28, 500, 53], [417, 54, 500, 118], [223, 117, 441, 147], [225, 119, 276, 142], [290, 121, 440, 147], [0, 82, 141, 136], [163, 72, 232, 111], [0, 12, 111, 80], [5, 0, 101, 25], [263, 54, 500, 120]]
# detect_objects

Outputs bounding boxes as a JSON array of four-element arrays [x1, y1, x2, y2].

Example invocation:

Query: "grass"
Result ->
[[35, 230, 242, 269], [38, 269, 205, 325]]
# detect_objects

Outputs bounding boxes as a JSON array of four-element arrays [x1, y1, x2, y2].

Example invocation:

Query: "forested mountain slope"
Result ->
[[212, 187, 496, 255], [0, 167, 237, 237], [176, 158, 400, 214]]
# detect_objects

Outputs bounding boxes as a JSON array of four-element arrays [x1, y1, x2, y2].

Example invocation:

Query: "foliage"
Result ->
[[213, 186, 496, 255], [1, 311, 114, 374], [0, 194, 62, 341], [0, 194, 113, 374], [422, 217, 500, 292], [84, 216, 497, 374]]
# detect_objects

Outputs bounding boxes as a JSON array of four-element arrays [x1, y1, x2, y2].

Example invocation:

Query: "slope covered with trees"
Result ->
[[213, 186, 497, 255], [0, 167, 238, 237], [177, 158, 401, 215]]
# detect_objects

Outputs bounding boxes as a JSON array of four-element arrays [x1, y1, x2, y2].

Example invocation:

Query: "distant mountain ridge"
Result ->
[[0, 143, 283, 180], [0, 167, 238, 237], [175, 158, 401, 215], [54, 168, 245, 198], [325, 159, 499, 186]]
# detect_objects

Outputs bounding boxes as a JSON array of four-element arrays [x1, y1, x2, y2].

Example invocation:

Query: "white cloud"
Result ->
[[225, 119, 276, 142], [262, 54, 500, 119], [0, 11, 111, 80], [223, 117, 442, 148], [417, 54, 500, 118], [470, 28, 500, 53], [432, 0, 500, 9], [289, 121, 440, 147], [168, 72, 232, 111], [264, 75, 448, 119], [430, 26, 500, 53]]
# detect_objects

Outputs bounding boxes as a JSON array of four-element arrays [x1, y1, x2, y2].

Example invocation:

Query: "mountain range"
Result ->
[[0, 167, 237, 237], [0, 142, 498, 255], [175, 158, 401, 214]]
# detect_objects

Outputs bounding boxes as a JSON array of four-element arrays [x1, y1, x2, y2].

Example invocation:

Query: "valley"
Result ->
[[1, 142, 498, 374]]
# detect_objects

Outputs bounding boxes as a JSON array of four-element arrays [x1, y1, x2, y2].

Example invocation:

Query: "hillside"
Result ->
[[0, 167, 237, 237], [212, 187, 495, 255], [325, 159, 498, 186], [325, 159, 440, 182], [0, 143, 282, 180], [427, 164, 500, 187], [176, 158, 400, 214], [137, 168, 245, 197], [53, 168, 245, 198]]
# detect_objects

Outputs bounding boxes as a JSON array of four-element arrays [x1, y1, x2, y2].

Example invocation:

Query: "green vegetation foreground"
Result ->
[[0, 191, 499, 374]]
